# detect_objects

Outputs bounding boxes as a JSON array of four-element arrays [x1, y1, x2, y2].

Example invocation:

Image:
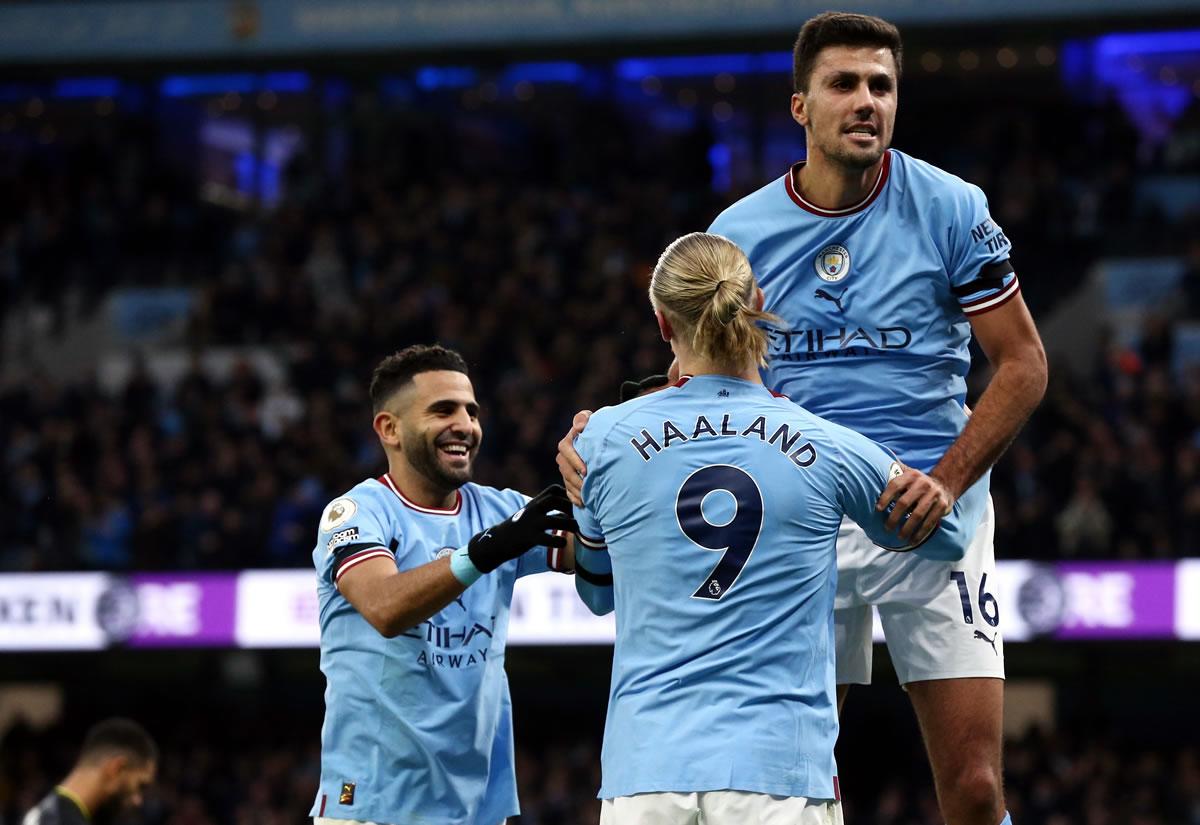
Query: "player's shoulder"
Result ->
[[317, 477, 392, 533], [572, 389, 686, 465], [891, 149, 984, 205], [588, 386, 686, 434], [768, 392, 872, 454], [459, 482, 527, 514], [24, 792, 81, 825], [708, 173, 790, 234]]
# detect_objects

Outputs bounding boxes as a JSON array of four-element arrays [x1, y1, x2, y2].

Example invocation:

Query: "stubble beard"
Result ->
[[810, 111, 888, 172], [403, 429, 472, 494]]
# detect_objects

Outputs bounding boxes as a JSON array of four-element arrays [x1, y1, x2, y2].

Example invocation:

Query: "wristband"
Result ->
[[449, 546, 483, 586]]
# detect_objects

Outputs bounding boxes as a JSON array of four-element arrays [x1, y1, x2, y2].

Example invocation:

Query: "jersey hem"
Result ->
[[598, 780, 837, 801]]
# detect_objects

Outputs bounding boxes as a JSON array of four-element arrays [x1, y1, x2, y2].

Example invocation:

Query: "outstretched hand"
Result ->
[[467, 485, 578, 574]]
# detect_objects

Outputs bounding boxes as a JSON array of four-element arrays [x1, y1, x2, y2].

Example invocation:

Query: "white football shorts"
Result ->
[[600, 790, 842, 825], [834, 495, 1004, 685]]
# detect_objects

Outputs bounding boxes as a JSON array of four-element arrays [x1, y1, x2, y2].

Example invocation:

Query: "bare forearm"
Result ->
[[356, 557, 468, 637], [931, 358, 1046, 498]]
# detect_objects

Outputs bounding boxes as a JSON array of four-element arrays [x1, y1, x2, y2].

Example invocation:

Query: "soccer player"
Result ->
[[310, 345, 575, 825], [22, 718, 157, 825], [561, 13, 1047, 825], [570, 232, 987, 825]]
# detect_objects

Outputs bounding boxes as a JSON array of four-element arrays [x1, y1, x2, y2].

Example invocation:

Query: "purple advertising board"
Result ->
[[127, 573, 238, 647], [1053, 562, 1177, 640], [2, 562, 1198, 651]]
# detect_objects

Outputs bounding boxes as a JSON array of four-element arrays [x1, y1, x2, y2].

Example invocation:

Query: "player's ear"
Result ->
[[373, 410, 402, 448], [101, 754, 128, 787], [655, 309, 674, 343], [753, 286, 765, 312], [791, 92, 808, 127]]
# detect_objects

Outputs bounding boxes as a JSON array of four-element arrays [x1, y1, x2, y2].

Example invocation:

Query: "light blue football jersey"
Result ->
[[309, 475, 549, 825], [708, 149, 1018, 472], [572, 375, 986, 800]]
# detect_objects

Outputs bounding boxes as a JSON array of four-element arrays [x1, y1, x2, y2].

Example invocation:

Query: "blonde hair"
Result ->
[[649, 232, 779, 370]]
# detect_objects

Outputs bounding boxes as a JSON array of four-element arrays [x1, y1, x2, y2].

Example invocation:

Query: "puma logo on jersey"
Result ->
[[973, 630, 998, 655], [814, 287, 848, 313]]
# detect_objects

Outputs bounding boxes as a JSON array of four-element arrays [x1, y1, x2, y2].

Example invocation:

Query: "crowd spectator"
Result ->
[[1, 71, 1199, 569]]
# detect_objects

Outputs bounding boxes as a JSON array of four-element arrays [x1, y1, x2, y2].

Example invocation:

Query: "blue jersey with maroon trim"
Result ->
[[571, 375, 984, 801], [309, 476, 549, 825], [708, 148, 1017, 472]]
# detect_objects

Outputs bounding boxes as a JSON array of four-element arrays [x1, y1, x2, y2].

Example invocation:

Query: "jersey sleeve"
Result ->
[[315, 493, 394, 589], [832, 428, 983, 562], [572, 425, 614, 615], [945, 182, 1020, 318]]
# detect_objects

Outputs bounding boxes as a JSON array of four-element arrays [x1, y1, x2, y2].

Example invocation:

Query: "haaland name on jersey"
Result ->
[[630, 411, 816, 469]]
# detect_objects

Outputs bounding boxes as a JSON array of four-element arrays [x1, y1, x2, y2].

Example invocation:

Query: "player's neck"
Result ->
[[385, 463, 459, 510], [796, 152, 883, 210], [58, 768, 101, 819], [676, 354, 761, 385]]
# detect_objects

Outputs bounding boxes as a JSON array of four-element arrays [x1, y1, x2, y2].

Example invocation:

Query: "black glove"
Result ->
[[619, 374, 670, 403], [467, 484, 577, 574]]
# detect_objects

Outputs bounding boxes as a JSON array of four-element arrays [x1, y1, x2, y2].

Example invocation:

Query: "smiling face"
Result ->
[[377, 370, 482, 494], [792, 44, 898, 172]]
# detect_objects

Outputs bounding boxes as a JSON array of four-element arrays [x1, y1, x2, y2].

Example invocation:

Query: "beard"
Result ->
[[403, 429, 473, 493], [810, 113, 889, 171]]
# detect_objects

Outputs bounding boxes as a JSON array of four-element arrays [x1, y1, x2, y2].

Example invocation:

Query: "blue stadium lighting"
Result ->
[[415, 66, 478, 91], [160, 72, 310, 98], [261, 72, 311, 93], [1093, 29, 1200, 57], [161, 74, 257, 97], [53, 77, 121, 99], [1065, 29, 1200, 136], [616, 52, 790, 81], [708, 142, 732, 192], [502, 62, 585, 85]]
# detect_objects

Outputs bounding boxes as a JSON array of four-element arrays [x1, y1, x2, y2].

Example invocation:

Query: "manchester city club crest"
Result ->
[[815, 244, 851, 282]]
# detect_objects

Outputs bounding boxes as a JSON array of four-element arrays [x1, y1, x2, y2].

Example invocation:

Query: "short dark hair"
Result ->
[[369, 345, 469, 412], [792, 12, 903, 93], [78, 718, 157, 766]]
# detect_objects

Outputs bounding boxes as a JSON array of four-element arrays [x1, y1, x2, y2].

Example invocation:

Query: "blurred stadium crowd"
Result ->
[[3, 716, 1198, 825], [2, 28, 1200, 825], [3, 80, 1200, 571]]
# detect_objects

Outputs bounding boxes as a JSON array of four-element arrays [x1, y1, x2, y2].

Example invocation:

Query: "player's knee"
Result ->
[[943, 763, 1003, 824]]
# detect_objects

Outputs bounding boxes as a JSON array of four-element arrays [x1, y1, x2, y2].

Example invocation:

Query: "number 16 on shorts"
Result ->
[[950, 571, 1000, 627]]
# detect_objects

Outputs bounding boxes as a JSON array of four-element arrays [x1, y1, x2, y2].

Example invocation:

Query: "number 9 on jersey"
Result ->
[[675, 465, 765, 601]]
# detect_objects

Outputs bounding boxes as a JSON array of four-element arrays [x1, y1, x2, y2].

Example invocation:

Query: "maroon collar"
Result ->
[[377, 474, 462, 515], [784, 150, 892, 217]]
